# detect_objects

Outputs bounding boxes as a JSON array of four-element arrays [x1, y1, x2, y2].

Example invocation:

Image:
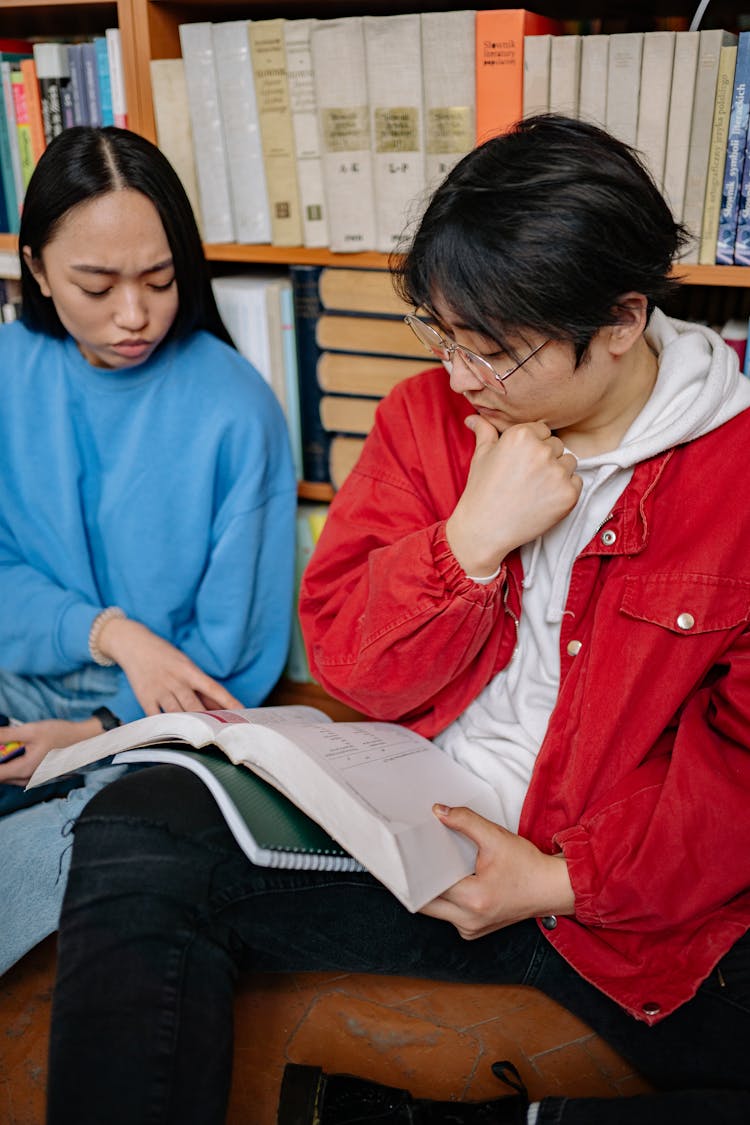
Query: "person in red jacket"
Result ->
[[48, 116, 750, 1124]]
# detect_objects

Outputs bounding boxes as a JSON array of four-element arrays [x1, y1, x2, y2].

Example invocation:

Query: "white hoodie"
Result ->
[[434, 311, 750, 831]]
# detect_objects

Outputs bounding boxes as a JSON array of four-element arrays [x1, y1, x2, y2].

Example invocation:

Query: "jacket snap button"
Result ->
[[541, 915, 558, 930], [600, 529, 616, 546], [642, 1001, 661, 1016], [676, 613, 695, 630], [566, 640, 582, 656]]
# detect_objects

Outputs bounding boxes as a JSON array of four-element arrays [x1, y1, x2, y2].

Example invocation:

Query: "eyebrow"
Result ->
[[70, 258, 174, 277]]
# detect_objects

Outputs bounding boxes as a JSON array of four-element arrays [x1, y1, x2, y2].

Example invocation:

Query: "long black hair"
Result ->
[[20, 125, 233, 348], [393, 114, 689, 366]]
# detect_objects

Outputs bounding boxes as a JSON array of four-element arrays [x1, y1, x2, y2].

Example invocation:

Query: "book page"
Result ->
[[222, 720, 505, 828], [27, 704, 328, 789]]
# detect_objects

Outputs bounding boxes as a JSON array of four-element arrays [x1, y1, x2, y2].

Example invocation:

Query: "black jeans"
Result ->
[[47, 766, 750, 1125]]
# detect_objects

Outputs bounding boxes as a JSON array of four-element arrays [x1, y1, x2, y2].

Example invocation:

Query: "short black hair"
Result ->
[[393, 114, 689, 365], [19, 125, 232, 347]]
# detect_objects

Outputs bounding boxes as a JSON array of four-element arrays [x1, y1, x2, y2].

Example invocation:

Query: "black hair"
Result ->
[[393, 114, 689, 366], [19, 125, 233, 348]]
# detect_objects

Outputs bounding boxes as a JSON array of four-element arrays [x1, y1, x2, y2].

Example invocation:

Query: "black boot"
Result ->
[[277, 1059, 529, 1124]]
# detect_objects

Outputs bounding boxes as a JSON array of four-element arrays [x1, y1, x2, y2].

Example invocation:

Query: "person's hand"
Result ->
[[0, 717, 102, 786], [96, 616, 242, 715], [419, 805, 575, 940], [446, 418, 582, 577]]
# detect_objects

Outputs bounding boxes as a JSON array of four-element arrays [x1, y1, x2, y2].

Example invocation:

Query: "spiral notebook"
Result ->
[[115, 745, 363, 872]]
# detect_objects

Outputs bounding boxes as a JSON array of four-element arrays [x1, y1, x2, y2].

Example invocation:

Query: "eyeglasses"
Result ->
[[404, 314, 549, 393]]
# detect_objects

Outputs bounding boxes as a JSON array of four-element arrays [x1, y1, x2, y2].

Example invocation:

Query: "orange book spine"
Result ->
[[475, 9, 561, 142], [20, 58, 46, 163]]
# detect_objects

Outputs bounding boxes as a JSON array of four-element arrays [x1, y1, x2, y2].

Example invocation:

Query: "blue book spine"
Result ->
[[717, 32, 750, 264], [93, 37, 114, 126], [81, 42, 102, 126], [290, 265, 330, 484], [0, 54, 28, 233], [280, 282, 304, 481], [67, 45, 87, 125]]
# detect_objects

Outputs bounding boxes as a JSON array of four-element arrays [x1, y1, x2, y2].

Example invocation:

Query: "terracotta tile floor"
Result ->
[[1, 937, 652, 1125]]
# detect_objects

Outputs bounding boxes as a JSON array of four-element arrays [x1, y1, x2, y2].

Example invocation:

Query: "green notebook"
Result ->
[[115, 744, 363, 872]]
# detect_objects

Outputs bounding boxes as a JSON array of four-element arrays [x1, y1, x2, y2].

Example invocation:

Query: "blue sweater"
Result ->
[[0, 321, 297, 721]]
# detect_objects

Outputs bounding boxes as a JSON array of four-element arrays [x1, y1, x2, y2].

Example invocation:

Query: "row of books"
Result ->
[[0, 32, 128, 234], [527, 24, 750, 266], [210, 266, 427, 491], [156, 11, 750, 262], [158, 10, 564, 253]]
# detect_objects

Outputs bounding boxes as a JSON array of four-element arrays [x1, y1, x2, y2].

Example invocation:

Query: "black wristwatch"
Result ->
[[92, 706, 122, 731]]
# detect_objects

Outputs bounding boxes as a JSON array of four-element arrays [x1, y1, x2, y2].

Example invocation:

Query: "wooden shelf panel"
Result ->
[[298, 482, 335, 502]]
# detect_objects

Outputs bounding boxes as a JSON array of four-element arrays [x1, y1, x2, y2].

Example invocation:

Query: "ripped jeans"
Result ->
[[48, 765, 750, 1125], [0, 665, 129, 973]]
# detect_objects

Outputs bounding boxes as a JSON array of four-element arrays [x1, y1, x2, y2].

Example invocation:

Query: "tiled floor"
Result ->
[[1, 937, 652, 1124]]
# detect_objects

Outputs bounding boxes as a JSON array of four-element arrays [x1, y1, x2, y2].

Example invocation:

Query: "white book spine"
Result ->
[[662, 31, 700, 221], [578, 35, 609, 128], [178, 21, 235, 244], [149, 58, 204, 236], [421, 10, 476, 193], [284, 18, 330, 248], [105, 27, 127, 128], [523, 34, 551, 118], [606, 32, 644, 147], [212, 20, 272, 245], [311, 17, 377, 253], [364, 13, 426, 253], [636, 31, 677, 191], [549, 35, 581, 118], [682, 29, 738, 263]]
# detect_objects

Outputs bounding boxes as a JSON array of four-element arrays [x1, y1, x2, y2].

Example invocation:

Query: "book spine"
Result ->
[[716, 33, 750, 264], [364, 13, 425, 254], [662, 31, 700, 221], [280, 281, 304, 480], [284, 18, 329, 249], [67, 44, 88, 126], [211, 20, 272, 245], [549, 34, 581, 117], [10, 67, 35, 190], [290, 264, 330, 483], [0, 59, 23, 232], [33, 42, 69, 143], [733, 119, 750, 263], [20, 58, 45, 164], [578, 34, 609, 128], [81, 41, 103, 126], [635, 31, 677, 191], [284, 503, 326, 682], [421, 11, 475, 194], [178, 21, 235, 244], [605, 32, 644, 147], [475, 9, 560, 142], [682, 29, 738, 263], [698, 45, 737, 264], [248, 18, 304, 248], [149, 58, 204, 236], [310, 18, 377, 253], [105, 28, 128, 128], [94, 37, 115, 126], [523, 34, 551, 117]]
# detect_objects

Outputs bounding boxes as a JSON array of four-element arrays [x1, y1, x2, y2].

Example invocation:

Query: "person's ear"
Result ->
[[607, 293, 649, 356], [22, 246, 52, 298]]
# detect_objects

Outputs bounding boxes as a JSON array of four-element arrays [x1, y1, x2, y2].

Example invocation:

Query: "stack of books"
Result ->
[[0, 32, 127, 234]]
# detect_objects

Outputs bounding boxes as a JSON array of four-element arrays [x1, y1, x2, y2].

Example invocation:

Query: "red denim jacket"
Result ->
[[299, 368, 750, 1023]]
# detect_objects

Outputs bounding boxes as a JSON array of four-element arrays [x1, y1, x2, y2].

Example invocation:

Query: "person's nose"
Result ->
[[113, 285, 149, 332], [447, 347, 489, 394]]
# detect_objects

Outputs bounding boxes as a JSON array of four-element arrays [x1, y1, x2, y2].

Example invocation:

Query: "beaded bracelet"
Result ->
[[88, 606, 126, 666]]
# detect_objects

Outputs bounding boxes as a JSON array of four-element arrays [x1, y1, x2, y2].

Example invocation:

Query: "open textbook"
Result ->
[[28, 705, 506, 912]]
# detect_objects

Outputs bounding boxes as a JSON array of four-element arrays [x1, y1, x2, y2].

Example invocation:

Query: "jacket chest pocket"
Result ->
[[620, 573, 750, 636]]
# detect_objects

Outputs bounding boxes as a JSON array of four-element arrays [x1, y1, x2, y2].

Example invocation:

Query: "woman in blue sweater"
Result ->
[[0, 126, 296, 973]]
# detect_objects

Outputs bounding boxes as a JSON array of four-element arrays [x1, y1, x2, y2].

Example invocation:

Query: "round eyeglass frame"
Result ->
[[404, 314, 550, 392]]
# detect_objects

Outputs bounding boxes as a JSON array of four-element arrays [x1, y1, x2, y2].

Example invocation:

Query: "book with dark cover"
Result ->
[[290, 264, 330, 483]]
